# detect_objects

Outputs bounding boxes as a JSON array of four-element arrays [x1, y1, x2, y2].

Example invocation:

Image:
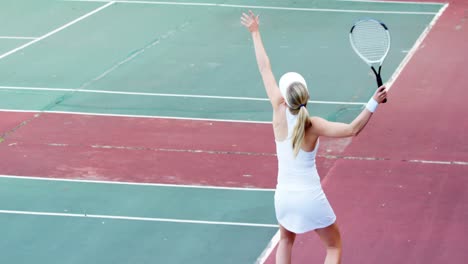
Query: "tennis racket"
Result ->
[[349, 18, 390, 103]]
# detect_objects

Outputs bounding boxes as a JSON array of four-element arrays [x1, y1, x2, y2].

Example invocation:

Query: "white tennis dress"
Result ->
[[274, 109, 336, 233]]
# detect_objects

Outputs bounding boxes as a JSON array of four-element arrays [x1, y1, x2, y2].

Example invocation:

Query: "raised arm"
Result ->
[[310, 87, 388, 137], [241, 11, 283, 109]]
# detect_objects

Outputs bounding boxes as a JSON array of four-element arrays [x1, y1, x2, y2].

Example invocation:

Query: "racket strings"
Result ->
[[350, 21, 390, 63]]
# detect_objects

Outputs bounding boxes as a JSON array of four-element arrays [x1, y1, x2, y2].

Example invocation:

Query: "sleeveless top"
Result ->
[[275, 109, 321, 191]]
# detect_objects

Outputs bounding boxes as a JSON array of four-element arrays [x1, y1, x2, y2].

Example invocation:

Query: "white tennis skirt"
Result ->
[[274, 187, 336, 234]]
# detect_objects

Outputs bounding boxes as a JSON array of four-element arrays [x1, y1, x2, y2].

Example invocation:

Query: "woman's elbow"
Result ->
[[348, 126, 360, 137], [351, 126, 364, 137], [333, 128, 357, 138]]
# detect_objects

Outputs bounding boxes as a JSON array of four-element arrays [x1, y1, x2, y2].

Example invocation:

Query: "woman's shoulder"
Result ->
[[273, 104, 289, 141], [310, 115, 327, 123], [307, 116, 326, 138], [273, 103, 288, 120]]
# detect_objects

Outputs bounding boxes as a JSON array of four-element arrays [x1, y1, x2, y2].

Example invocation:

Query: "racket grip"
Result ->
[[376, 75, 387, 103]]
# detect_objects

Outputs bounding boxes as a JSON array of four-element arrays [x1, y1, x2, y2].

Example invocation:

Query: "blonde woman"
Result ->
[[241, 11, 387, 264]]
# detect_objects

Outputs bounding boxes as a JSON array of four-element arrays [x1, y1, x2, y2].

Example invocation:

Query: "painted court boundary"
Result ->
[[0, 175, 277, 225], [3, 139, 467, 165], [0, 2, 115, 61], [0, 174, 275, 191], [0, 174, 279, 260], [0, 36, 37, 40], [384, 3, 448, 91], [0, 85, 366, 106], [256, 230, 280, 264], [0, 210, 278, 228], [69, 0, 439, 15], [338, 0, 444, 5], [0, 108, 275, 124]]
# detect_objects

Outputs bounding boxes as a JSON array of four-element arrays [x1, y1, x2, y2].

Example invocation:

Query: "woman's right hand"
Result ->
[[373, 86, 388, 103], [241, 10, 260, 33]]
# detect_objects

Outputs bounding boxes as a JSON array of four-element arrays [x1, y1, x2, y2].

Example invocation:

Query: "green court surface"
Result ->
[[0, 176, 277, 263], [0, 0, 443, 122]]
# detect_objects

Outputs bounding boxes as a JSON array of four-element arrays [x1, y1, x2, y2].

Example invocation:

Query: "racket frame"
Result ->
[[349, 18, 391, 102]]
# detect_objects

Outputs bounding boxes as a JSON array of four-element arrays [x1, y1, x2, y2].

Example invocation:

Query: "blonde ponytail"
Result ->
[[286, 82, 311, 157], [292, 107, 311, 157]]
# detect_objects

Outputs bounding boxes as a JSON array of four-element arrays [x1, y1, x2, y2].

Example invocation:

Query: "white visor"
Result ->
[[278, 72, 308, 107]]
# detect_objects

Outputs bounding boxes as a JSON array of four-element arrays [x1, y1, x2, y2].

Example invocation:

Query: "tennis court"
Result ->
[[0, 0, 441, 122], [0, 0, 466, 263], [0, 176, 276, 263]]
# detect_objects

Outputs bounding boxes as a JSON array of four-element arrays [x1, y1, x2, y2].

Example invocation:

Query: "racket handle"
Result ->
[[376, 75, 387, 103]]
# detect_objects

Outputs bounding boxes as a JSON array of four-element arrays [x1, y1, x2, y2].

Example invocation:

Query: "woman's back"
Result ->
[[275, 107, 321, 191]]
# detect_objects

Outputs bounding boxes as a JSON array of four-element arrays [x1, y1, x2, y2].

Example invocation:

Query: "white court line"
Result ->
[[0, 2, 115, 61], [68, 0, 438, 15], [0, 85, 366, 105], [0, 174, 276, 191], [384, 3, 448, 91], [0, 36, 37, 40], [256, 230, 280, 264], [320, 154, 468, 166], [0, 108, 273, 124], [337, 0, 444, 5], [0, 209, 278, 228], [407, 159, 468, 166]]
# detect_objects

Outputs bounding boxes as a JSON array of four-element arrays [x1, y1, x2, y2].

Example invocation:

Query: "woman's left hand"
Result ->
[[373, 86, 388, 104], [241, 10, 259, 32]]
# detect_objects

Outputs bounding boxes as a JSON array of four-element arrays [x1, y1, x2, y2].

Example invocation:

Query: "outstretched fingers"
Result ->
[[249, 10, 259, 20], [241, 10, 260, 32]]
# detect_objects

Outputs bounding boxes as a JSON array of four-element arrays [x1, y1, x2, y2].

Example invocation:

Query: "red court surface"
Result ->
[[0, 112, 37, 136], [0, 113, 347, 188]]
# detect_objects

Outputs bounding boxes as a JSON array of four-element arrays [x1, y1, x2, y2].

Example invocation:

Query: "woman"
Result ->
[[241, 11, 387, 264]]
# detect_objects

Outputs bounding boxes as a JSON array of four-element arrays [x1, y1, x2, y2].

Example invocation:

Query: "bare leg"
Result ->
[[315, 222, 342, 264], [276, 225, 296, 264]]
